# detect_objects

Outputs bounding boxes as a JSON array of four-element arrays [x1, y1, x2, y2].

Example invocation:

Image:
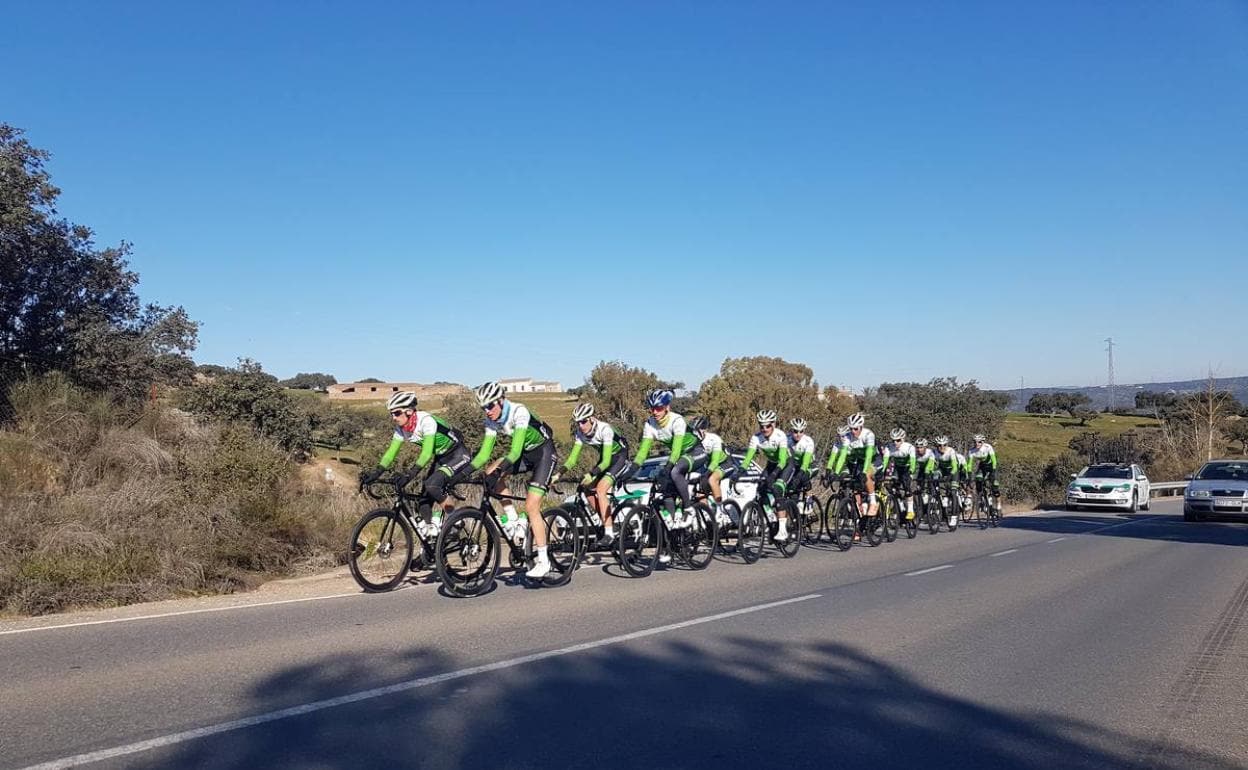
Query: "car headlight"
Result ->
[[1117, 484, 1132, 490], [1188, 490, 1211, 498]]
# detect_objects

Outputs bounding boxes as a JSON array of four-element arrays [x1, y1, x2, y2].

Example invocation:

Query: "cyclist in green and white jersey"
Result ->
[[690, 415, 739, 510], [788, 418, 817, 495], [827, 413, 879, 518], [881, 428, 918, 521], [933, 436, 962, 527], [633, 389, 707, 529], [470, 381, 558, 579], [915, 438, 937, 485], [739, 409, 794, 541], [968, 434, 1000, 494], [359, 391, 474, 538], [555, 403, 633, 548]]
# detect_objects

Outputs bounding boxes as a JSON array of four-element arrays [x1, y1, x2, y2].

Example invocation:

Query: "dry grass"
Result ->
[[0, 374, 361, 617], [998, 412, 1160, 463]]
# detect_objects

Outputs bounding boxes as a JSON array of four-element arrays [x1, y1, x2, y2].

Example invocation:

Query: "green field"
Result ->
[[998, 412, 1160, 463]]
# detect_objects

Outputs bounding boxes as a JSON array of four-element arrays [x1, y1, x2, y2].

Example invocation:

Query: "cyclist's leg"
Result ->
[[864, 465, 878, 516], [672, 447, 708, 512], [423, 447, 473, 523], [773, 461, 796, 536], [521, 442, 557, 548], [597, 456, 632, 532], [898, 467, 915, 519]]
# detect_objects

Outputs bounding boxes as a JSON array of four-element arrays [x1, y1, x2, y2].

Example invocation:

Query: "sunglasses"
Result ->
[[761, 423, 775, 429], [390, 410, 405, 417], [577, 418, 592, 425]]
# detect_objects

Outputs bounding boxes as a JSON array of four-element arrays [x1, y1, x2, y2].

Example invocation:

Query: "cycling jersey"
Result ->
[[700, 431, 735, 473], [380, 411, 463, 470], [968, 442, 998, 472], [742, 428, 791, 471], [471, 400, 555, 470], [563, 418, 629, 474], [935, 446, 961, 478], [916, 447, 937, 476], [882, 441, 917, 475], [633, 411, 697, 465], [830, 428, 877, 474], [789, 433, 816, 472]]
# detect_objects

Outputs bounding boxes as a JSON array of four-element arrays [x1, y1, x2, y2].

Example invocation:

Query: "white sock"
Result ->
[[535, 546, 548, 561], [604, 525, 614, 537]]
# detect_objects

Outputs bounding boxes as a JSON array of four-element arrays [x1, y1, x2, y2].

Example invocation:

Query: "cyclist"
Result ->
[[469, 381, 558, 579], [359, 391, 473, 538], [828, 413, 879, 525], [690, 416, 739, 519], [633, 388, 707, 530], [555, 403, 632, 548], [933, 435, 962, 528], [738, 410, 794, 542], [967, 433, 1001, 509], [881, 428, 918, 521], [788, 418, 817, 495]]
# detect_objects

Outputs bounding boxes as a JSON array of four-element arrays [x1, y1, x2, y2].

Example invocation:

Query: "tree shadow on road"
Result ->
[[129, 633, 1240, 770], [1003, 512, 1248, 548]]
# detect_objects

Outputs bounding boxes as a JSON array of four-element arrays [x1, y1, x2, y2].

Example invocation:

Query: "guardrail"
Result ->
[[1149, 481, 1186, 498]]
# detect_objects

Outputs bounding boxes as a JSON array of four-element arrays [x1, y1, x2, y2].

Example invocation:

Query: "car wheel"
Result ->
[[1142, 495, 1151, 511], [1128, 492, 1139, 513], [1183, 506, 1197, 522], [1066, 503, 1079, 512]]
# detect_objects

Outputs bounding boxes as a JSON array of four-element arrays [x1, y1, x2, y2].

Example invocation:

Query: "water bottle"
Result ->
[[589, 509, 603, 527], [513, 515, 529, 545]]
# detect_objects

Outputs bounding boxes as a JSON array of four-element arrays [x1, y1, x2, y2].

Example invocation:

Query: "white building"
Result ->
[[500, 377, 562, 394]]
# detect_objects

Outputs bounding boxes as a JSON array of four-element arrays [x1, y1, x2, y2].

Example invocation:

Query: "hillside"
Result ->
[[1000, 375, 1248, 412], [997, 412, 1160, 463]]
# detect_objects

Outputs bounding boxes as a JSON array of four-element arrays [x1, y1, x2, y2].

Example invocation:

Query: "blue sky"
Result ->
[[4, 1, 1246, 392]]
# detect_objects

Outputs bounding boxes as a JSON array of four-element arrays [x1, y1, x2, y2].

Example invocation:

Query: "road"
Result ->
[[2, 500, 1246, 769]]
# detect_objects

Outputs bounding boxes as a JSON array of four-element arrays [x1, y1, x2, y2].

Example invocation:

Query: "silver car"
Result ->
[[1183, 460, 1248, 521], [1066, 463, 1151, 512]]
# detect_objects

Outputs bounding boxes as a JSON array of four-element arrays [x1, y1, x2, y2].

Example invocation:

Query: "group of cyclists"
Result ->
[[358, 381, 1002, 583]]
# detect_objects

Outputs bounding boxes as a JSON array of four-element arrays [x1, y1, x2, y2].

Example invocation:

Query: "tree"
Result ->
[[281, 372, 337, 390], [860, 377, 1009, 448], [1071, 405, 1097, 426], [179, 359, 313, 460], [695, 356, 850, 448], [1226, 418, 1248, 455], [358, 377, 384, 383], [0, 124, 197, 415], [576, 361, 683, 441], [1025, 393, 1055, 416]]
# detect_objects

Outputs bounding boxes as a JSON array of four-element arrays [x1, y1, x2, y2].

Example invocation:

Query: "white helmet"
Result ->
[[890, 428, 906, 441], [475, 381, 505, 407], [757, 409, 778, 426], [915, 438, 929, 448], [847, 413, 865, 429], [572, 403, 595, 422], [973, 433, 987, 442], [789, 417, 807, 432], [387, 391, 417, 412], [935, 435, 950, 446], [837, 424, 850, 436]]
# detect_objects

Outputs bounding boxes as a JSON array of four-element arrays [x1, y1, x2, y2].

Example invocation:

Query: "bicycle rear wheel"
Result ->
[[348, 509, 414, 592], [679, 502, 717, 570], [800, 494, 824, 545], [861, 509, 883, 546], [540, 507, 581, 586], [617, 504, 661, 577], [716, 500, 741, 555], [773, 499, 801, 558], [436, 507, 500, 597], [739, 502, 766, 564], [883, 497, 899, 543], [924, 494, 941, 534], [897, 496, 917, 539], [831, 497, 856, 551]]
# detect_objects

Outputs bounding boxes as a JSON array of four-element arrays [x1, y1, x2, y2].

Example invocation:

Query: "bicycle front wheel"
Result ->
[[617, 504, 661, 578], [436, 507, 500, 597], [774, 499, 801, 558], [680, 502, 717, 570], [739, 502, 767, 564], [883, 497, 899, 543], [348, 509, 414, 592], [801, 495, 824, 545], [540, 507, 581, 586], [831, 497, 856, 551]]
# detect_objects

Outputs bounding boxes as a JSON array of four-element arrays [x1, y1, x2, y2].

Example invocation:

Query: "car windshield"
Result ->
[[1195, 463, 1248, 481], [1080, 466, 1132, 479]]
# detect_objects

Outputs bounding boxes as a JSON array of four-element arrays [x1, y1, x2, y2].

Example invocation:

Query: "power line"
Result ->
[[1105, 337, 1115, 411]]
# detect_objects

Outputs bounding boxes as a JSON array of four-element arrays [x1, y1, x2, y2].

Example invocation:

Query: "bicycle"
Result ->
[[435, 478, 581, 597], [733, 470, 803, 559], [970, 473, 1002, 529], [790, 475, 825, 545], [880, 472, 914, 540], [917, 476, 944, 535], [828, 472, 886, 548], [348, 474, 451, 592], [616, 478, 719, 577], [551, 478, 646, 557]]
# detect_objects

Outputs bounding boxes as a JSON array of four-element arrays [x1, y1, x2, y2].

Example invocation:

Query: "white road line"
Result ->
[[905, 564, 953, 576], [17, 593, 822, 770], [990, 548, 1019, 557], [0, 592, 362, 637], [1047, 537, 1068, 543]]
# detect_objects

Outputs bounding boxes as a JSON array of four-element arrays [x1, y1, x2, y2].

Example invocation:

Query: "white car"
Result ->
[[1066, 463, 1151, 512]]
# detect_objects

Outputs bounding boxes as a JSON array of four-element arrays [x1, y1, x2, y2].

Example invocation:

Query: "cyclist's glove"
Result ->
[[394, 470, 418, 489], [580, 472, 595, 488], [359, 467, 383, 486], [483, 468, 504, 489]]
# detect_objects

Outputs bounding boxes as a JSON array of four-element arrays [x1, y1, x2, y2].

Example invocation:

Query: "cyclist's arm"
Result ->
[[379, 435, 404, 470], [741, 434, 760, 470], [562, 439, 584, 471], [906, 453, 917, 475], [777, 445, 790, 467], [863, 443, 876, 471], [410, 414, 440, 469], [800, 451, 813, 472], [881, 451, 893, 471], [709, 449, 726, 472], [470, 430, 497, 470], [597, 425, 615, 471], [668, 421, 688, 464], [832, 447, 848, 474], [988, 449, 999, 470], [633, 436, 654, 465]]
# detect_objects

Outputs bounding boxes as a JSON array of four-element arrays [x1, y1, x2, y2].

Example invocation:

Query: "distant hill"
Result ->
[[999, 375, 1248, 412]]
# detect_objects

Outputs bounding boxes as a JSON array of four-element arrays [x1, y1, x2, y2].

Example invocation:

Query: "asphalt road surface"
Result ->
[[2, 500, 1246, 770]]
